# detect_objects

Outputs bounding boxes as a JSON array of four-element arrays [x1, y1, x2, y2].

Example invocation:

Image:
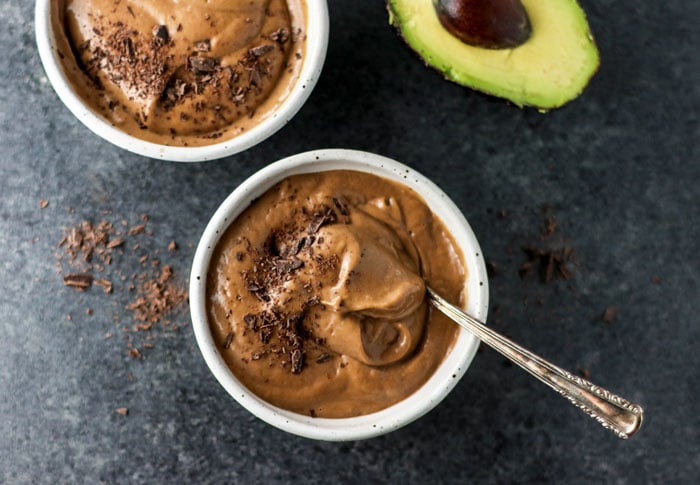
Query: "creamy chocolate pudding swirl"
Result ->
[[207, 171, 466, 418], [52, 0, 306, 146]]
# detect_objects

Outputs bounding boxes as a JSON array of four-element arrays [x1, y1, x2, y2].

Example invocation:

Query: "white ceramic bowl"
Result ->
[[35, 0, 329, 162], [190, 149, 489, 440]]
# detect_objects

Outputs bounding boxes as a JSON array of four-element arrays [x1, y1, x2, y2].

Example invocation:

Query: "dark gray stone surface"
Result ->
[[1, 0, 698, 483]]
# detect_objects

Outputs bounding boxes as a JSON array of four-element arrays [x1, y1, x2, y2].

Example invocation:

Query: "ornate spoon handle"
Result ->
[[427, 287, 644, 439]]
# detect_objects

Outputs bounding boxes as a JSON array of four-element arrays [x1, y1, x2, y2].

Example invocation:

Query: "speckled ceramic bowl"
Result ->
[[190, 149, 489, 440], [35, 0, 329, 162]]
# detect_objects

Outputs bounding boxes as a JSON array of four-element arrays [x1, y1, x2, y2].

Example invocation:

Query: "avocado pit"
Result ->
[[434, 0, 532, 49]]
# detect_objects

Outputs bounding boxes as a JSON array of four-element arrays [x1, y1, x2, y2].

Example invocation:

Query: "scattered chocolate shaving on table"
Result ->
[[55, 214, 188, 359], [519, 246, 575, 284], [126, 264, 188, 325], [517, 206, 577, 284], [579, 368, 591, 379], [39, 199, 49, 209], [115, 407, 129, 416]]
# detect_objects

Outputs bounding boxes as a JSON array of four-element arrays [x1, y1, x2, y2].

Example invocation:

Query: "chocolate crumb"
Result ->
[[167, 240, 177, 252], [269, 28, 289, 43], [223, 332, 234, 349], [602, 306, 620, 323], [520, 245, 575, 284], [39, 199, 49, 209], [541, 215, 557, 239], [63, 273, 94, 290], [579, 368, 591, 380], [486, 261, 499, 278], [193, 39, 211, 52], [115, 407, 129, 416], [274, 258, 304, 273], [128, 224, 145, 236], [189, 56, 218, 74], [651, 276, 662, 285], [244, 313, 258, 330], [249, 44, 274, 57], [332, 197, 349, 216], [290, 349, 303, 374], [107, 237, 124, 249], [152, 25, 169, 47], [315, 353, 331, 364]]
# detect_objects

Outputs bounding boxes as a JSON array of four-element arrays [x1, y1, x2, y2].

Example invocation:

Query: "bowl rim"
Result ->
[[189, 149, 489, 440], [34, 0, 329, 162]]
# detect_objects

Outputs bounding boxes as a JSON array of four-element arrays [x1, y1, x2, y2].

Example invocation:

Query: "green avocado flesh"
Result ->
[[388, 0, 600, 109]]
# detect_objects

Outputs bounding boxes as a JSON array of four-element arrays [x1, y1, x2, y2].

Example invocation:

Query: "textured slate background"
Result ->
[[1, 0, 698, 483]]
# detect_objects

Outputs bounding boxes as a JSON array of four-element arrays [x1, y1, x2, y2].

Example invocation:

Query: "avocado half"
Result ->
[[387, 0, 600, 109]]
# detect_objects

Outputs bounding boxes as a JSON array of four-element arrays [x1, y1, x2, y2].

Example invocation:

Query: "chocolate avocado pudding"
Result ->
[[207, 170, 466, 418], [52, 0, 306, 146]]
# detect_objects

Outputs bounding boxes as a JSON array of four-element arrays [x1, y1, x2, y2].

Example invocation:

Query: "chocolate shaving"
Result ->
[[193, 39, 211, 52], [274, 258, 304, 274], [63, 273, 93, 290], [128, 224, 145, 236], [152, 25, 169, 47], [246, 283, 262, 292], [519, 246, 575, 284], [260, 327, 272, 344], [249, 44, 274, 57], [107, 237, 124, 249], [248, 64, 262, 88], [602, 306, 619, 323], [188, 56, 218, 74], [308, 206, 337, 234], [269, 28, 289, 43], [223, 332, 234, 349], [541, 215, 557, 238], [94, 278, 113, 294], [332, 197, 349, 216], [244, 313, 259, 331], [290, 349, 303, 374], [315, 353, 331, 364]]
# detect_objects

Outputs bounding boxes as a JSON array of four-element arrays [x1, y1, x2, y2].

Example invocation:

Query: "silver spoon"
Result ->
[[427, 286, 644, 439]]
